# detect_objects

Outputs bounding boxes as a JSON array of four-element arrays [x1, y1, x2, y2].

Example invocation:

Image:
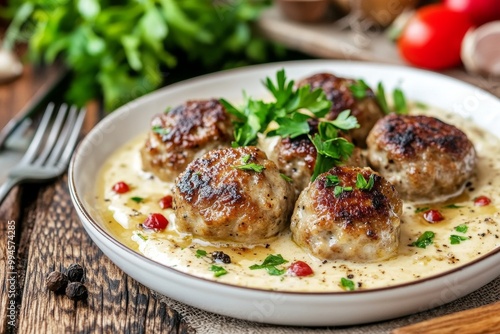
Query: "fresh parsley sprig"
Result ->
[[356, 173, 375, 191], [249, 254, 288, 276], [220, 69, 332, 147]]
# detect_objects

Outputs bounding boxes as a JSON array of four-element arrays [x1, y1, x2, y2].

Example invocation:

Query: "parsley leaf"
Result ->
[[280, 173, 293, 182], [334, 186, 353, 197], [232, 163, 265, 173], [249, 254, 288, 276], [443, 204, 463, 209], [210, 265, 228, 277], [328, 110, 360, 131], [356, 173, 375, 191], [393, 88, 408, 114], [454, 224, 468, 233], [415, 207, 430, 214], [376, 82, 390, 115], [152, 125, 169, 136], [340, 277, 356, 291], [349, 79, 370, 100], [411, 231, 435, 248], [450, 235, 469, 245], [325, 175, 340, 187], [130, 196, 144, 203], [196, 250, 207, 258]]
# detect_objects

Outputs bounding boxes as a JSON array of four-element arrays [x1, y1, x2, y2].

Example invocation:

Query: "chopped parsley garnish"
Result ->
[[195, 249, 207, 258], [349, 79, 370, 100], [280, 173, 293, 182], [249, 254, 288, 276], [454, 224, 468, 233], [135, 232, 148, 241], [443, 204, 463, 209], [130, 196, 144, 203], [334, 186, 353, 198], [415, 207, 430, 214], [151, 125, 169, 136], [356, 173, 375, 191], [450, 235, 469, 245], [325, 175, 340, 187], [411, 231, 435, 248], [232, 163, 265, 173], [209, 265, 228, 277], [232, 153, 265, 172], [340, 277, 356, 291]]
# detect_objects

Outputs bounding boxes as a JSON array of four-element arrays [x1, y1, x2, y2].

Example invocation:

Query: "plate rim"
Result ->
[[69, 59, 500, 297]]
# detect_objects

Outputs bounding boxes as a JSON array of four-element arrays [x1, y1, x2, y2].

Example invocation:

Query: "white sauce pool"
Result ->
[[96, 105, 500, 292]]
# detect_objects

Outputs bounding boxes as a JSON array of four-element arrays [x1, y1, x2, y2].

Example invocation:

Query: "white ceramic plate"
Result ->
[[69, 60, 500, 326]]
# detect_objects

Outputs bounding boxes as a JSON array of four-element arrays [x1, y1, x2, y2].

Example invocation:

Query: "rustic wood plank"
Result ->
[[15, 177, 192, 333], [0, 187, 22, 333], [392, 302, 500, 334]]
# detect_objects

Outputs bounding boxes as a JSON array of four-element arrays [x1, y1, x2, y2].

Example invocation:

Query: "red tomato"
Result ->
[[423, 209, 444, 223], [159, 195, 173, 209], [444, 0, 500, 26], [112, 181, 130, 194], [474, 195, 491, 206], [398, 4, 474, 70], [288, 261, 314, 277], [142, 213, 169, 231]]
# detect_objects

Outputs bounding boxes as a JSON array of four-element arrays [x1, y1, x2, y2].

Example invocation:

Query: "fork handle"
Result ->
[[0, 177, 20, 206]]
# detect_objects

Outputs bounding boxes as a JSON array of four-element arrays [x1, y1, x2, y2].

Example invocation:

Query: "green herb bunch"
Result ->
[[6, 0, 274, 111], [221, 69, 360, 181]]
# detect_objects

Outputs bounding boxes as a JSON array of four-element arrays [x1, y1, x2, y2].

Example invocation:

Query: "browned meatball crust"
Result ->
[[291, 166, 402, 262], [141, 99, 233, 182], [298, 73, 384, 147], [173, 146, 295, 244], [270, 134, 366, 196], [367, 114, 477, 202]]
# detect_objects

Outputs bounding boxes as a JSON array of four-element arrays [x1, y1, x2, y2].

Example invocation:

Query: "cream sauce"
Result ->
[[95, 105, 500, 292]]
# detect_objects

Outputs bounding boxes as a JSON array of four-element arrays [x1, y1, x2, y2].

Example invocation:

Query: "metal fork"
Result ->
[[0, 103, 86, 205]]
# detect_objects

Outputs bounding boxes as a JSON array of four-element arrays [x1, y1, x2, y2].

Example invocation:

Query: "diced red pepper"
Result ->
[[423, 209, 444, 223], [474, 196, 491, 206], [159, 195, 173, 210], [142, 213, 169, 231], [112, 181, 130, 194], [288, 261, 314, 277]]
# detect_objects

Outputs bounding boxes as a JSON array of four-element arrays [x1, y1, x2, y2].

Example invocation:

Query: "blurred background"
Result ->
[[0, 0, 499, 114]]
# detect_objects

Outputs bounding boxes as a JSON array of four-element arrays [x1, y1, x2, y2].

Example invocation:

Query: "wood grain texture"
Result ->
[[14, 176, 192, 334], [392, 302, 500, 334]]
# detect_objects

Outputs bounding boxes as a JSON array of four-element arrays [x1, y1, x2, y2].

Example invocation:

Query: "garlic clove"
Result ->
[[0, 48, 23, 83], [461, 21, 500, 77]]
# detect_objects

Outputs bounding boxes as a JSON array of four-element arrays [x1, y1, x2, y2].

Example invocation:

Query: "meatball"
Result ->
[[141, 99, 233, 183], [298, 73, 384, 147], [291, 166, 402, 262], [173, 146, 295, 244], [366, 114, 476, 202], [269, 135, 366, 196]]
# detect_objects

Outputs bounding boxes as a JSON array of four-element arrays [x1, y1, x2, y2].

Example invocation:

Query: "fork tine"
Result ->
[[57, 107, 86, 169], [34, 104, 69, 166], [20, 103, 55, 164], [46, 105, 77, 166]]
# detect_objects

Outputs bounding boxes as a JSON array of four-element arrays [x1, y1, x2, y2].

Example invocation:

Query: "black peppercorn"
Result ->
[[212, 251, 231, 264], [65, 282, 88, 301], [66, 263, 84, 282], [46, 271, 69, 293]]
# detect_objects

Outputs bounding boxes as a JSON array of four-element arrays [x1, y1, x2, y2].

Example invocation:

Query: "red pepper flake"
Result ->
[[112, 181, 130, 194], [474, 196, 491, 207], [288, 261, 314, 277], [142, 213, 169, 231], [423, 209, 444, 223], [159, 195, 173, 209]]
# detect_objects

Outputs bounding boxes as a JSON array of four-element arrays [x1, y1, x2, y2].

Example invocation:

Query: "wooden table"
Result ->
[[1, 62, 499, 333]]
